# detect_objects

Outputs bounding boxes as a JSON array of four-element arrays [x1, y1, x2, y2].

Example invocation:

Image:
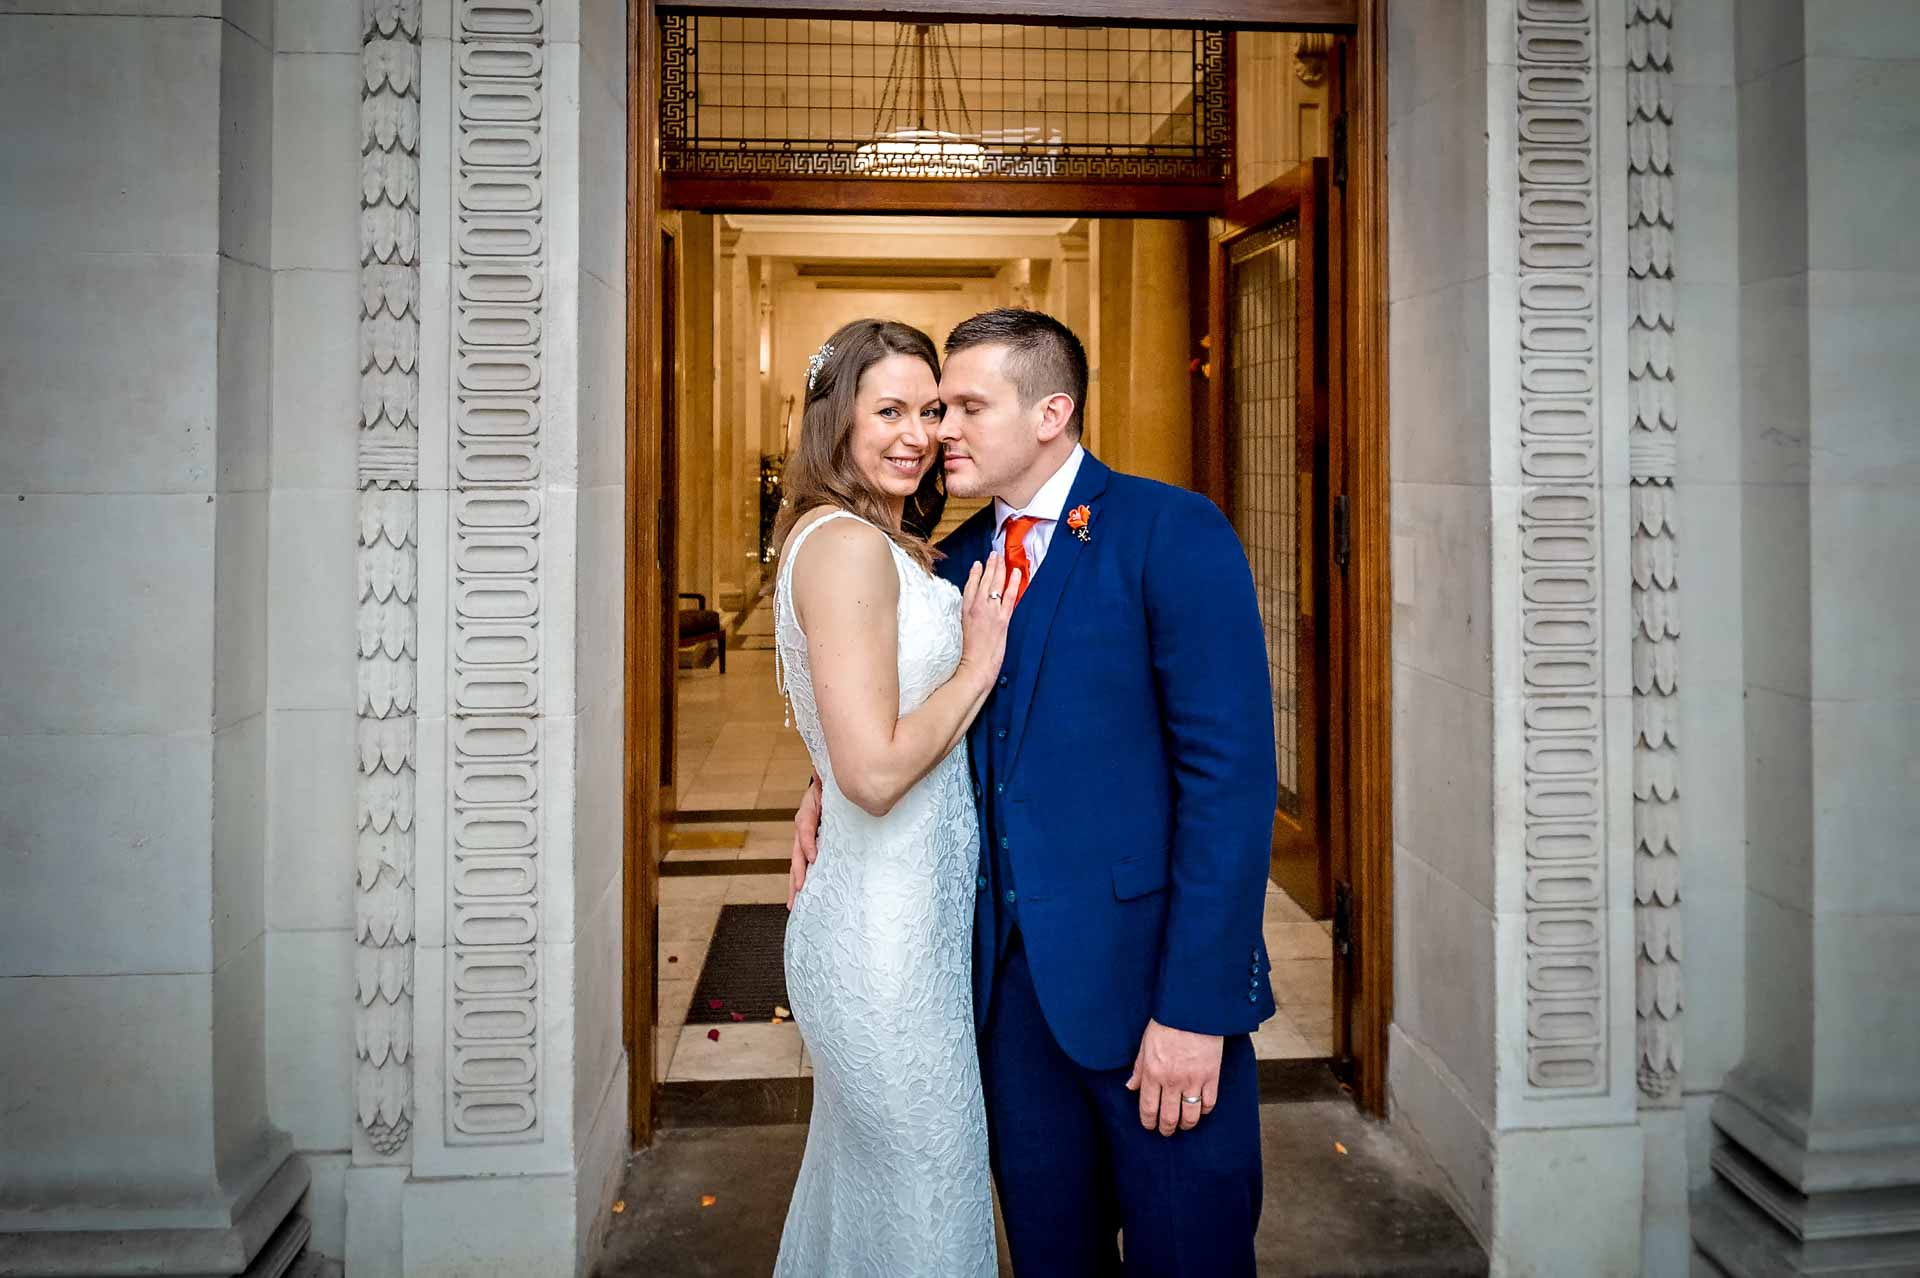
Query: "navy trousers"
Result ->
[[979, 935, 1262, 1277]]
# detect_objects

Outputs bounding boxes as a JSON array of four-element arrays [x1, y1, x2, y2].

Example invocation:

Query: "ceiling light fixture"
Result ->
[[853, 23, 985, 178]]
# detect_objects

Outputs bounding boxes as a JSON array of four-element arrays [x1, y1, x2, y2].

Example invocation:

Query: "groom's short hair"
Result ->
[[945, 308, 1088, 440]]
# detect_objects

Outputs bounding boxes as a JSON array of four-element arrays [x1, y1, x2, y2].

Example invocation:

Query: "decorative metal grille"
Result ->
[[1228, 219, 1301, 814], [660, 14, 1230, 182]]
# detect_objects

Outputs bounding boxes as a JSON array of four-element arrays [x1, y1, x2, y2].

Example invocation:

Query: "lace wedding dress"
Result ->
[[771, 510, 996, 1277]]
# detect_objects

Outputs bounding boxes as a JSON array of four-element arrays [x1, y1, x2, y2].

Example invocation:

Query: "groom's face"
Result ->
[[936, 343, 1047, 501]]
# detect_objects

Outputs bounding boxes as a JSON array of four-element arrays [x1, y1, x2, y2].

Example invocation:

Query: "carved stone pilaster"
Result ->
[[356, 0, 422, 1161], [445, 0, 548, 1146], [1515, 0, 1612, 1099], [1627, 0, 1682, 1106]]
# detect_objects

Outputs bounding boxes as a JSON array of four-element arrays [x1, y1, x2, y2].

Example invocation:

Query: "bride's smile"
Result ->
[[845, 352, 945, 514]]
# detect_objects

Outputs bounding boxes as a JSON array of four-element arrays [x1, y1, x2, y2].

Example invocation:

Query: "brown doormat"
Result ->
[[686, 903, 791, 1025], [667, 827, 749, 851]]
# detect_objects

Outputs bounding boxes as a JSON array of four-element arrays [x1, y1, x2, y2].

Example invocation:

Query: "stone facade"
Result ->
[[0, 1, 1913, 1275]]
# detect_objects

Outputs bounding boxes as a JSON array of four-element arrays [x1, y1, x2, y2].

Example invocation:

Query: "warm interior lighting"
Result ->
[[851, 129, 987, 178]]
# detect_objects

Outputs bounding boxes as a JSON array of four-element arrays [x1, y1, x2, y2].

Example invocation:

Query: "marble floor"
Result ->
[[656, 827, 1333, 1084], [673, 634, 815, 813]]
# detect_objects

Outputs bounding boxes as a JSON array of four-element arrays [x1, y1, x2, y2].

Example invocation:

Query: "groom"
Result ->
[[793, 308, 1277, 1275]]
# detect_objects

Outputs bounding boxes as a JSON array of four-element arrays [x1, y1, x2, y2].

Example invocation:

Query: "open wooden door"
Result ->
[[657, 226, 680, 808], [1210, 160, 1335, 921]]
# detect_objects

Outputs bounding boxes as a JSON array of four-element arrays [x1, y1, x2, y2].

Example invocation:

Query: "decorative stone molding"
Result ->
[[1626, 0, 1682, 1105], [1292, 32, 1333, 87], [445, 0, 548, 1146], [1515, 0, 1612, 1098], [357, 0, 423, 1160]]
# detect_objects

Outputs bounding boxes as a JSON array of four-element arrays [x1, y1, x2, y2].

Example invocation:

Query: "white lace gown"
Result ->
[[771, 510, 996, 1278]]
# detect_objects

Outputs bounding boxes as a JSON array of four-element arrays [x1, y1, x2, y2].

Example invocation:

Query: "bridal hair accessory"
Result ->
[[806, 342, 835, 392], [1066, 504, 1093, 543]]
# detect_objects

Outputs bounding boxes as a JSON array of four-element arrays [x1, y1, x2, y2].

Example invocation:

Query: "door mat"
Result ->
[[667, 827, 749, 851], [685, 903, 792, 1025]]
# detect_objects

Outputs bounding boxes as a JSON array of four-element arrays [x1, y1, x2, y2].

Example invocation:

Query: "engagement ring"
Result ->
[[988, 592, 1002, 601]]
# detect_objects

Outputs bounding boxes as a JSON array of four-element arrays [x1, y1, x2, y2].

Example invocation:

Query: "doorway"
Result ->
[[626, 2, 1393, 1146]]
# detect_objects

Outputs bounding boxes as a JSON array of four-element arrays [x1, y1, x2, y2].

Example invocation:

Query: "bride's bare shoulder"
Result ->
[[782, 508, 894, 590]]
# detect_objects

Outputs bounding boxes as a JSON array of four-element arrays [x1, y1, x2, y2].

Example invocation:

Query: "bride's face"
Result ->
[[848, 353, 943, 511]]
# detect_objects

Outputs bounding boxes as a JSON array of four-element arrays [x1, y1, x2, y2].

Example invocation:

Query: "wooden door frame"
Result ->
[[624, 0, 659, 1149], [624, 0, 1392, 1138]]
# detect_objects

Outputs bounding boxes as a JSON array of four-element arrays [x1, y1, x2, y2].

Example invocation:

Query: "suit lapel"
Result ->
[[1002, 454, 1111, 772]]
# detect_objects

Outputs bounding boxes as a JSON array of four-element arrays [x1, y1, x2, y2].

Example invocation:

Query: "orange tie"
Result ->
[[1001, 514, 1043, 607]]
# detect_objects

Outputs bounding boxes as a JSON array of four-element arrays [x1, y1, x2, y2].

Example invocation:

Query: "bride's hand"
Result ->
[[957, 551, 1020, 691]]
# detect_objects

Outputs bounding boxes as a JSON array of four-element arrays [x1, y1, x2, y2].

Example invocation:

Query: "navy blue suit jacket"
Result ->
[[934, 453, 1279, 1070]]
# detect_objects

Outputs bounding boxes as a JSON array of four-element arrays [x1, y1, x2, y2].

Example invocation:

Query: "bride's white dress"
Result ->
[[771, 510, 996, 1277]]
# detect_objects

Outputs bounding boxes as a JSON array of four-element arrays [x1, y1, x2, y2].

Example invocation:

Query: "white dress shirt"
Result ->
[[990, 443, 1087, 583]]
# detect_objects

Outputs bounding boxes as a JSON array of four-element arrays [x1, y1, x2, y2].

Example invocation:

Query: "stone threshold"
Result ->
[[657, 1059, 1345, 1129]]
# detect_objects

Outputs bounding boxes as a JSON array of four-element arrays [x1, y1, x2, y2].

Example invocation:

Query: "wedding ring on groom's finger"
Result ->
[[1181, 1096, 1203, 1105]]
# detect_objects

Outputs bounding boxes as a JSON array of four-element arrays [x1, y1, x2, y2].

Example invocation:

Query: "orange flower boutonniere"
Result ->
[[1066, 504, 1092, 543]]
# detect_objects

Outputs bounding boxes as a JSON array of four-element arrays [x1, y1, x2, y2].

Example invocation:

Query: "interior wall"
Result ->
[[1123, 220, 1195, 490], [767, 279, 1001, 441], [1235, 30, 1334, 197]]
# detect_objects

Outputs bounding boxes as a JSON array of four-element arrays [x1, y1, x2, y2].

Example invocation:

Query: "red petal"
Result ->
[[730, 1011, 745, 1022], [708, 998, 724, 1010], [707, 1028, 721, 1041]]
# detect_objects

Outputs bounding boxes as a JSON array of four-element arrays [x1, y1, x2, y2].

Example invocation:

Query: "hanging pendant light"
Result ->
[[852, 23, 985, 177]]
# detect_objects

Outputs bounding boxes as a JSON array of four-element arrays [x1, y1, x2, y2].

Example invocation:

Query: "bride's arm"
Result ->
[[792, 519, 1015, 818]]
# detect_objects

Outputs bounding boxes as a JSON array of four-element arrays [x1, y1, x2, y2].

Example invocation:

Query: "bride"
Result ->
[[769, 319, 1017, 1276]]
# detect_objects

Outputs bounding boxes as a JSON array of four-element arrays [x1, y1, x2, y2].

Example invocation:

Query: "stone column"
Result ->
[[1385, 1, 1645, 1269], [391, 0, 631, 1271], [0, 5, 306, 1274], [1089, 220, 1133, 460], [677, 212, 716, 607], [1055, 220, 1092, 359], [1126, 219, 1194, 488], [1692, 3, 1920, 1272], [715, 224, 742, 611]]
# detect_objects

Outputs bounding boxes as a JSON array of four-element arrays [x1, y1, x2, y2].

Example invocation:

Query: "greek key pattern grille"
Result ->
[[447, 0, 547, 1146], [659, 14, 1229, 183], [1515, 0, 1610, 1098]]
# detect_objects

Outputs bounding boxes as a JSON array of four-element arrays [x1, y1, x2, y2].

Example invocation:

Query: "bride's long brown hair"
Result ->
[[772, 319, 948, 572]]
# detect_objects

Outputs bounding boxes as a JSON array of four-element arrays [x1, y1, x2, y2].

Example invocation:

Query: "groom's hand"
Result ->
[[787, 775, 823, 910], [1125, 1019, 1223, 1136]]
